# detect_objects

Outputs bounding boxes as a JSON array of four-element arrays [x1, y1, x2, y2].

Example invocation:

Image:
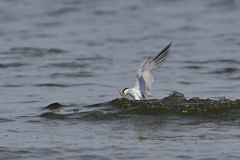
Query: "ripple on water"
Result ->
[[39, 91, 240, 123]]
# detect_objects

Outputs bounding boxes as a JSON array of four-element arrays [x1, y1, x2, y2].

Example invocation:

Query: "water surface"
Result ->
[[1, 0, 240, 159]]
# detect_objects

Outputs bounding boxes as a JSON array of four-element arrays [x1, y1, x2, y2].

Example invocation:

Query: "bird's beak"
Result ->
[[119, 90, 125, 98]]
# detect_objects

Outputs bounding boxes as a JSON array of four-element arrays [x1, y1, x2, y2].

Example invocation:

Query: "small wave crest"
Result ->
[[39, 91, 240, 121]]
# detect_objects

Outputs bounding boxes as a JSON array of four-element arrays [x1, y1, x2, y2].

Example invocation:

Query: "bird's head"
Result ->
[[119, 88, 129, 98]]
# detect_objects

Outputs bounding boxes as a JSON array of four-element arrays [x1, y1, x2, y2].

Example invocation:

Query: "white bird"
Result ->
[[119, 42, 172, 100]]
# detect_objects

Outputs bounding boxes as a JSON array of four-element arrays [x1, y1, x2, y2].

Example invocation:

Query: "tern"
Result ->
[[119, 42, 172, 100]]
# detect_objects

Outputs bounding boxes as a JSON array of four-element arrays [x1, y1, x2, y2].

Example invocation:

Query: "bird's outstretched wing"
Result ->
[[134, 42, 172, 96]]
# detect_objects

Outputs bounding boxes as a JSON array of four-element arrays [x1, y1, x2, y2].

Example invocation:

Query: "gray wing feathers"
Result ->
[[141, 42, 172, 95], [135, 57, 149, 96]]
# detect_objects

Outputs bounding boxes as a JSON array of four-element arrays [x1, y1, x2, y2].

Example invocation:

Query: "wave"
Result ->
[[39, 91, 240, 122]]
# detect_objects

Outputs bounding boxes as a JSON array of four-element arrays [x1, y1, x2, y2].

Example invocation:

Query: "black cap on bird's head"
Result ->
[[119, 88, 129, 98], [122, 88, 129, 94]]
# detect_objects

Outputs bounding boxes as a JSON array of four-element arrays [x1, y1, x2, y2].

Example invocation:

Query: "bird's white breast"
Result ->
[[130, 88, 142, 100]]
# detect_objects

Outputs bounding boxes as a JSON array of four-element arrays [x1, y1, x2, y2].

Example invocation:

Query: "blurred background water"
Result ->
[[1, 0, 240, 159]]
